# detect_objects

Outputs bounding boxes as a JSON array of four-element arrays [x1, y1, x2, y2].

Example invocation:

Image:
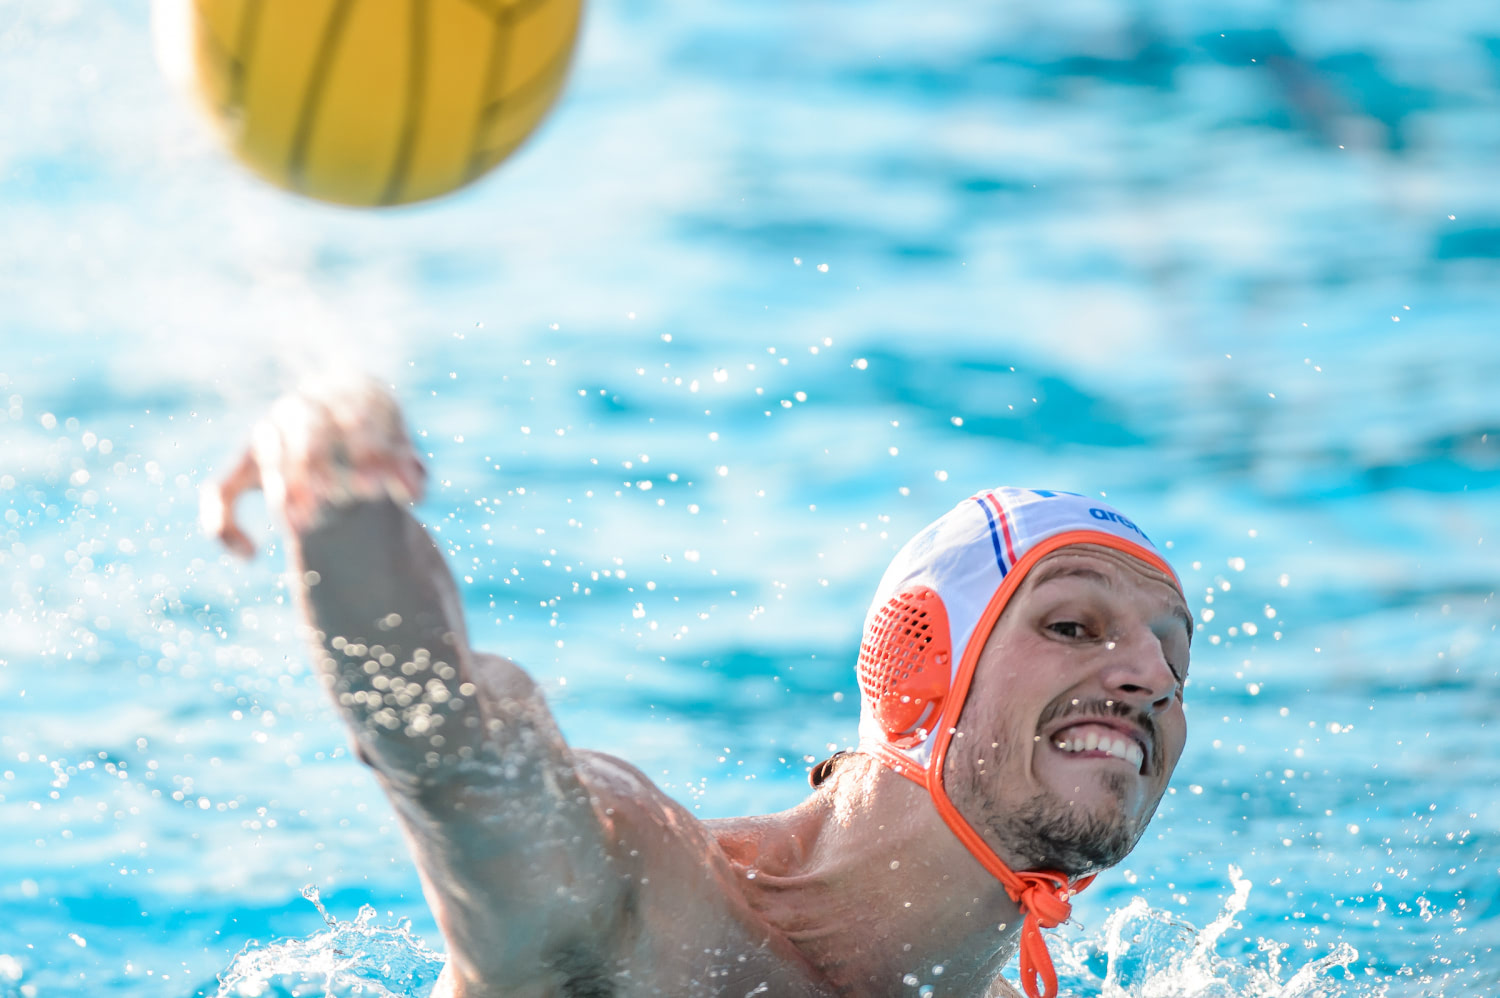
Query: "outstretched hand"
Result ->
[[200, 379, 428, 558]]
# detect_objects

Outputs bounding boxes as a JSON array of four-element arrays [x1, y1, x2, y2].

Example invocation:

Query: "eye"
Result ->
[[1046, 620, 1089, 640], [1160, 656, 1188, 700]]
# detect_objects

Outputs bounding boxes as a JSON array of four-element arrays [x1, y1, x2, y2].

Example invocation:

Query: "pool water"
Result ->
[[2, 1, 1498, 995]]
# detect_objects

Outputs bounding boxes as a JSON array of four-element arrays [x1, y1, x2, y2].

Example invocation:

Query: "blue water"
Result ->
[[2, 0, 1498, 994]]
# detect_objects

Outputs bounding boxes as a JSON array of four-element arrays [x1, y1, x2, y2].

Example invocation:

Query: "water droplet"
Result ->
[[301, 884, 336, 926]]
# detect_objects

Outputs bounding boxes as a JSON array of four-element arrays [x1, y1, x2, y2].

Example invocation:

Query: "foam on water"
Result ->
[[214, 888, 445, 998], [1052, 868, 1375, 998]]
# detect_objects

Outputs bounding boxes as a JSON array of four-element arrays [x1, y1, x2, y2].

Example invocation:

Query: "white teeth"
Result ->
[[1053, 730, 1146, 770]]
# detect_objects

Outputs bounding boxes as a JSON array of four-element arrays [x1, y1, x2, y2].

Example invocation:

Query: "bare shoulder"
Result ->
[[570, 750, 838, 996], [572, 749, 725, 857], [568, 750, 771, 928]]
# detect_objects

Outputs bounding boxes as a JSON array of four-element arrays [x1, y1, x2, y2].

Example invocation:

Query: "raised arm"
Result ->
[[202, 382, 632, 988]]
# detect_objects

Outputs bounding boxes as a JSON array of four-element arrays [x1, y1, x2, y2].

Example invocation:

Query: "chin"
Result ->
[[1016, 801, 1143, 875], [1088, 769, 1158, 823], [979, 784, 1155, 877], [957, 751, 1167, 876]]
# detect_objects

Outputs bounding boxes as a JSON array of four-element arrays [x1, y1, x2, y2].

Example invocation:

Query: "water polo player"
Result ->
[[203, 380, 1191, 998]]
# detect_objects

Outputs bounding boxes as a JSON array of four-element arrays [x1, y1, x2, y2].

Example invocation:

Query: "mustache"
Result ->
[[1037, 697, 1163, 773]]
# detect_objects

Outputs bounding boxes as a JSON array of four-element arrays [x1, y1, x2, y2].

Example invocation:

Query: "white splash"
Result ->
[[214, 887, 446, 998], [1054, 867, 1380, 998]]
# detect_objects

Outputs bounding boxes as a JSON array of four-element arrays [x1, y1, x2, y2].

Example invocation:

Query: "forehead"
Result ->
[[1016, 544, 1188, 621]]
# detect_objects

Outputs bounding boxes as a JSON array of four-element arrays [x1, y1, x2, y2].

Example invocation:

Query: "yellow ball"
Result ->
[[176, 0, 582, 206]]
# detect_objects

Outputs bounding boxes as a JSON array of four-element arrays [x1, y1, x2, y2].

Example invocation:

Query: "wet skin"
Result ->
[[205, 382, 1191, 998], [206, 384, 837, 998]]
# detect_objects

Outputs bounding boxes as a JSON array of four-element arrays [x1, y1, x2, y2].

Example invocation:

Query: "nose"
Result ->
[[1099, 624, 1179, 713]]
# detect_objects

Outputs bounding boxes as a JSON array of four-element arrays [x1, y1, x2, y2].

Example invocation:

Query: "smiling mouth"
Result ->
[[1052, 722, 1147, 773]]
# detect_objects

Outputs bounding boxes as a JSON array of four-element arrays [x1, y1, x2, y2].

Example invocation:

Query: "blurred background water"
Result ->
[[1, 0, 1498, 995]]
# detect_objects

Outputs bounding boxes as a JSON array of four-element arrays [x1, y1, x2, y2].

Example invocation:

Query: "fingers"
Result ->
[[237, 379, 426, 541], [218, 517, 258, 560], [222, 446, 263, 498], [318, 379, 426, 508], [204, 378, 425, 557], [389, 450, 428, 505], [332, 380, 427, 504], [254, 393, 345, 535], [201, 448, 262, 559]]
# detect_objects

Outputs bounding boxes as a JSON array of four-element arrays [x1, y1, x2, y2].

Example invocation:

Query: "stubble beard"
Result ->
[[958, 745, 1155, 878], [983, 777, 1145, 876]]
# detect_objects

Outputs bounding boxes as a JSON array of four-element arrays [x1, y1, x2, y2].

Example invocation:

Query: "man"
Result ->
[[202, 381, 1191, 998]]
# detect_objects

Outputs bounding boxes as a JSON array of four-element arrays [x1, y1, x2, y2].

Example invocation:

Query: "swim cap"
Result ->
[[854, 487, 1180, 998]]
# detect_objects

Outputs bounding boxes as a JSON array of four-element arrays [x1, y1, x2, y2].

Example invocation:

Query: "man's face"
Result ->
[[944, 543, 1191, 877]]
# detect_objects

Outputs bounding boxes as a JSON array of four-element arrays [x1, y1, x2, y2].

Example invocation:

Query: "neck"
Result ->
[[710, 762, 1027, 996]]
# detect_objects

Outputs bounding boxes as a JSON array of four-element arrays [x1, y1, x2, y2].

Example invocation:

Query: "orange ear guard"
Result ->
[[857, 586, 953, 747]]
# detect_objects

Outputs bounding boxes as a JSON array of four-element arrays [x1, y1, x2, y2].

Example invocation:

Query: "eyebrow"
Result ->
[[1030, 563, 1111, 589], [1029, 562, 1195, 646]]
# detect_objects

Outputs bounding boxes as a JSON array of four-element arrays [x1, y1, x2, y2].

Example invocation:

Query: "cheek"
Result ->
[[972, 644, 1054, 708], [951, 709, 1031, 783], [1162, 713, 1188, 772]]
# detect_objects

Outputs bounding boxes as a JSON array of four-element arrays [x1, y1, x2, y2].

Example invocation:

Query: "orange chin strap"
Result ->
[[871, 744, 1094, 998], [1002, 869, 1096, 998], [867, 530, 1179, 998]]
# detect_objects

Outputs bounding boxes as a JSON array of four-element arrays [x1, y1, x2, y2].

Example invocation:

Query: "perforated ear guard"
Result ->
[[857, 586, 953, 746]]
